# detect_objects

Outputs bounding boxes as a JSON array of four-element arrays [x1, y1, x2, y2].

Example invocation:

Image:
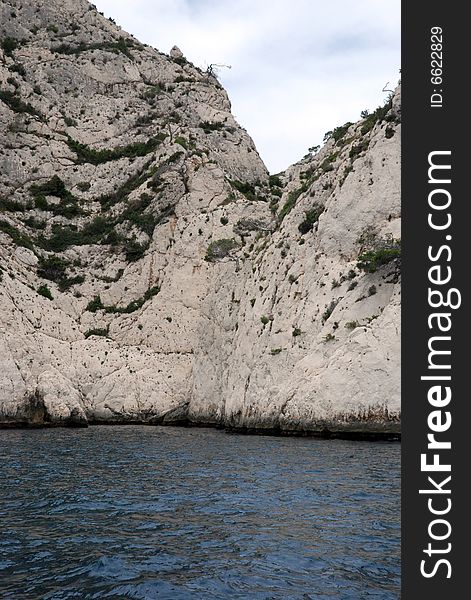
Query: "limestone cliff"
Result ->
[[0, 0, 400, 435]]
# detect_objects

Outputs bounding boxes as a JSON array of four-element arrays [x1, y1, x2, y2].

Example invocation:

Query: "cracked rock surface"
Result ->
[[0, 0, 400, 434]]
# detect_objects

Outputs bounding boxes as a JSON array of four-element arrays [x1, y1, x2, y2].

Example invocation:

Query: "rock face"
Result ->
[[0, 0, 401, 434]]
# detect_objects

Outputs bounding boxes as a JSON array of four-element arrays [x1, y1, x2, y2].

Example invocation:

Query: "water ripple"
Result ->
[[0, 426, 400, 599]]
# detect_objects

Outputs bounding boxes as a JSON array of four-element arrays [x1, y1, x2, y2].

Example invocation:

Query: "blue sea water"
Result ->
[[0, 426, 400, 599]]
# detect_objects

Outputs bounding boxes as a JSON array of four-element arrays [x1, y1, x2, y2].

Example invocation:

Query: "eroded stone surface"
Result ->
[[0, 0, 400, 433]]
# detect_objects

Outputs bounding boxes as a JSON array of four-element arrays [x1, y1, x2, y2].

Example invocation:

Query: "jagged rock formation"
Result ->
[[0, 0, 400, 435]]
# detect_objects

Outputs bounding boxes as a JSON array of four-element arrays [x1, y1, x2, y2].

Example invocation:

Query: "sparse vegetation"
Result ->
[[298, 205, 324, 235], [174, 136, 188, 149], [86, 286, 160, 314], [269, 174, 283, 188], [63, 116, 77, 127], [141, 85, 162, 101], [66, 135, 165, 165], [0, 219, 34, 250], [319, 152, 339, 173], [174, 75, 195, 84], [361, 98, 393, 135], [326, 122, 353, 145], [349, 139, 369, 160], [30, 176, 83, 219], [58, 274, 85, 292], [0, 89, 42, 118], [366, 314, 380, 324], [230, 180, 260, 202], [86, 296, 104, 313], [124, 239, 147, 262], [322, 299, 339, 324], [136, 111, 156, 125], [1, 37, 19, 57], [234, 218, 267, 237], [37, 255, 69, 283], [9, 63, 26, 77], [37, 194, 164, 254], [205, 238, 238, 262], [339, 165, 353, 187], [37, 284, 53, 300], [0, 197, 28, 212], [52, 38, 135, 59], [99, 160, 154, 208], [84, 327, 109, 339], [347, 281, 358, 291], [172, 56, 188, 67], [37, 177, 170, 256], [30, 175, 72, 199], [111, 285, 160, 313], [357, 240, 401, 273], [278, 187, 304, 221], [319, 160, 333, 174], [200, 121, 224, 133]]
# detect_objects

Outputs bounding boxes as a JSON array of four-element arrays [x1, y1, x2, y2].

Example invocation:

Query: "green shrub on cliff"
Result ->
[[0, 89, 42, 117], [0, 220, 34, 250], [1, 37, 19, 57], [52, 38, 135, 59], [330, 122, 353, 145], [298, 205, 324, 235], [84, 327, 109, 339], [85, 287, 160, 315], [86, 296, 104, 313], [360, 98, 393, 135], [205, 238, 238, 262], [30, 176, 83, 218], [38, 284, 53, 300], [66, 135, 165, 165], [37, 255, 67, 281], [278, 187, 304, 221], [357, 241, 401, 273]]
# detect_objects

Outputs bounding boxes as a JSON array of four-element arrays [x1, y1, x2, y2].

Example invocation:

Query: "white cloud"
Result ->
[[93, 0, 400, 173]]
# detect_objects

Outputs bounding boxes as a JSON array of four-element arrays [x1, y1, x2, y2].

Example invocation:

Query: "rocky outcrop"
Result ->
[[0, 0, 400, 435]]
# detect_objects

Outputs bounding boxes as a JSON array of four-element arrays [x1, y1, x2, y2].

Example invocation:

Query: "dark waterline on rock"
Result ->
[[0, 419, 401, 441], [0, 426, 400, 599]]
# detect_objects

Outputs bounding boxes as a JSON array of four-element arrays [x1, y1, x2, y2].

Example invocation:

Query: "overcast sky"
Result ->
[[93, 0, 400, 174]]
